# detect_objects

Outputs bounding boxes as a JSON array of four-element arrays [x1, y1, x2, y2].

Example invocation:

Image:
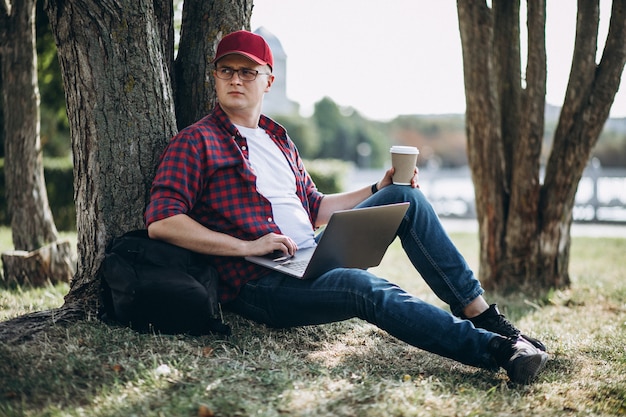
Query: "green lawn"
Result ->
[[1, 228, 625, 416]]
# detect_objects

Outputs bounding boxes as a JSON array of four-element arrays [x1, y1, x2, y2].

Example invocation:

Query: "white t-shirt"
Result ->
[[235, 125, 317, 249]]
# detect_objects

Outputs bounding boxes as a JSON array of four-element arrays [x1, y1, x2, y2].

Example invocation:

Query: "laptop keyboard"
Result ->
[[279, 259, 308, 274]]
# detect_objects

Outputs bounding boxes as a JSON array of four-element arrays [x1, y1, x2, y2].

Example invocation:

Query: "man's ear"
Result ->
[[265, 74, 275, 91]]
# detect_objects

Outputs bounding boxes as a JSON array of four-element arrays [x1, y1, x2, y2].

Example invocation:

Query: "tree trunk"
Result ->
[[540, 0, 626, 288], [457, 0, 626, 293], [0, 0, 75, 287], [174, 0, 253, 129], [0, 0, 60, 251], [42, 0, 178, 316], [1, 239, 74, 286], [37, 0, 249, 322], [0, 0, 249, 342], [504, 0, 546, 285], [456, 1, 506, 285]]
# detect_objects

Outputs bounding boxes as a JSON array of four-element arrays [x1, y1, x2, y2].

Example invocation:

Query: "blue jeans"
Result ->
[[226, 185, 497, 369]]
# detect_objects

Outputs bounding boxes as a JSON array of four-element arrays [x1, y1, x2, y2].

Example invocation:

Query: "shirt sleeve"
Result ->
[[144, 133, 203, 226]]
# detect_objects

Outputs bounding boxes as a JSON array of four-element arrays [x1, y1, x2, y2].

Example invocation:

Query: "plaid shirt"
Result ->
[[145, 105, 324, 303]]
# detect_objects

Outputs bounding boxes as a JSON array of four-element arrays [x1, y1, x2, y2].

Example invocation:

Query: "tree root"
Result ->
[[0, 303, 86, 344]]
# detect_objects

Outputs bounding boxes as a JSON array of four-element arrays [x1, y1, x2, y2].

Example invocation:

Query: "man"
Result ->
[[145, 30, 548, 384]]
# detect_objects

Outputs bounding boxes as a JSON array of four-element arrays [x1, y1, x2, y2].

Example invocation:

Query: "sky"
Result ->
[[250, 0, 625, 121]]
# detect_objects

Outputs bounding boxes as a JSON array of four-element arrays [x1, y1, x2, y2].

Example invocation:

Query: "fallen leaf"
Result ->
[[198, 403, 215, 417]]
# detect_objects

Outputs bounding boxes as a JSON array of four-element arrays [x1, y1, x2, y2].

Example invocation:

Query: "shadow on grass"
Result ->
[[0, 310, 545, 416]]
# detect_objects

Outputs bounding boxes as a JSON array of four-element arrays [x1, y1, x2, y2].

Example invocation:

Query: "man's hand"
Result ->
[[248, 232, 298, 257], [376, 167, 420, 191]]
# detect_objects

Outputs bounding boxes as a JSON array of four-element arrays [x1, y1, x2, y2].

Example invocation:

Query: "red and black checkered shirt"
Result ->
[[145, 105, 324, 303]]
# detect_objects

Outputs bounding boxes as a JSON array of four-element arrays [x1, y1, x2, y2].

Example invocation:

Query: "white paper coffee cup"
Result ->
[[390, 146, 419, 185]]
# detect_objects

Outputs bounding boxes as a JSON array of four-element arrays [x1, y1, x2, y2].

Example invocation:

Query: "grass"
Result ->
[[1, 227, 625, 416]]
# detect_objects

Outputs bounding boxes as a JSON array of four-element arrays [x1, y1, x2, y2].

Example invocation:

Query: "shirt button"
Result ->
[[242, 145, 247, 151], [267, 217, 273, 223]]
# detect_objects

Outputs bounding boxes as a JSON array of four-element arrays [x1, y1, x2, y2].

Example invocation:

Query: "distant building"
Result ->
[[254, 27, 299, 117]]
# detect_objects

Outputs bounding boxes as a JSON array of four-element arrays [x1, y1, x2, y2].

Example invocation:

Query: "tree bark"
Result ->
[[495, 0, 547, 287], [457, 0, 625, 292], [457, 1, 506, 284], [0, 305, 84, 343], [27, 0, 249, 329], [44, 0, 178, 316], [540, 0, 626, 288], [0, 0, 249, 342], [0, 0, 60, 251], [1, 239, 74, 286], [154, 0, 176, 97]]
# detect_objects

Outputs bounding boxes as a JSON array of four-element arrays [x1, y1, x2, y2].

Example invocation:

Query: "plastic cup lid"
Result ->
[[390, 146, 419, 154]]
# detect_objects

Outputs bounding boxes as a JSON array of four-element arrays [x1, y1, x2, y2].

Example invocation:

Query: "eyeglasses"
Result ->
[[214, 67, 271, 81]]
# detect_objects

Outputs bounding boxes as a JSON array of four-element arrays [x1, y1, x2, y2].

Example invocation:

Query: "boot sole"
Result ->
[[509, 351, 548, 384]]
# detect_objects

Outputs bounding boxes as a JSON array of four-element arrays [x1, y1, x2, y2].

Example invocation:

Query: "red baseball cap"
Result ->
[[212, 30, 274, 70]]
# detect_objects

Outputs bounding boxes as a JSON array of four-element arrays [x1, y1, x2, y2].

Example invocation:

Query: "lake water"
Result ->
[[348, 167, 626, 224]]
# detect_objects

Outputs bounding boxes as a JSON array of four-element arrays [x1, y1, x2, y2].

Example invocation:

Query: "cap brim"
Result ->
[[212, 51, 269, 67]]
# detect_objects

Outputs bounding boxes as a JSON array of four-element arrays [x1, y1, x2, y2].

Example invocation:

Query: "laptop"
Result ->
[[245, 202, 409, 279]]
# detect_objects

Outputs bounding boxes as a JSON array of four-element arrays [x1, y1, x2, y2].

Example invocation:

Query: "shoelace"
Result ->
[[491, 314, 520, 336]]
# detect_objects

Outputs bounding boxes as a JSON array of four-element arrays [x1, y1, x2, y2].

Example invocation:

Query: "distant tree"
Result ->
[[457, 0, 625, 292], [0, 0, 60, 251], [312, 97, 382, 164], [0, 0, 72, 159], [0, 0, 250, 341], [347, 112, 389, 168], [313, 97, 347, 159], [35, 0, 70, 157], [387, 115, 469, 168], [272, 114, 321, 159], [593, 130, 626, 167]]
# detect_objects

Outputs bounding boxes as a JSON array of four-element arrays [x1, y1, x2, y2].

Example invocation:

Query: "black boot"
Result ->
[[466, 304, 547, 352], [488, 335, 548, 384]]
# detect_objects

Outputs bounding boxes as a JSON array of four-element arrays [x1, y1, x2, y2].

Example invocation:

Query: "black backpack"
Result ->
[[101, 229, 230, 335]]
